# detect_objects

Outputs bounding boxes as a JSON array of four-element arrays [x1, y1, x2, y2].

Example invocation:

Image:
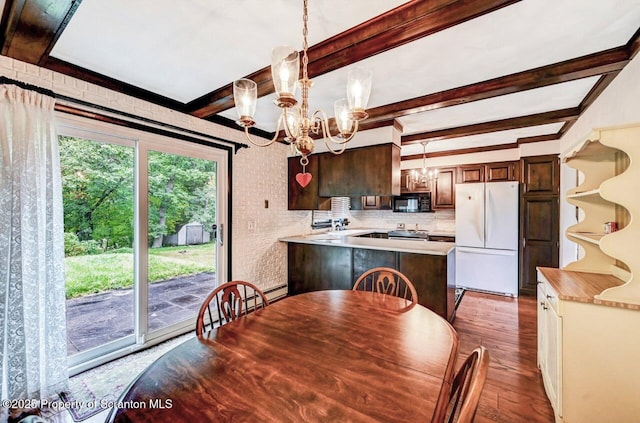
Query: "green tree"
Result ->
[[59, 136, 217, 253], [148, 151, 216, 247], [59, 136, 134, 250]]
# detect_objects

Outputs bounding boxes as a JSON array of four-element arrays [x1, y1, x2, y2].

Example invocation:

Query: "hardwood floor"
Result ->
[[453, 291, 555, 423]]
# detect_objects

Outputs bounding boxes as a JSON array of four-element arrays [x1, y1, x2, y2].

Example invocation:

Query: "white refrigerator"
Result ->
[[455, 181, 519, 296]]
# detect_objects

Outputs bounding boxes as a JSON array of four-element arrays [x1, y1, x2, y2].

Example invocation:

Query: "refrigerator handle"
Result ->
[[475, 195, 484, 243], [485, 188, 492, 245]]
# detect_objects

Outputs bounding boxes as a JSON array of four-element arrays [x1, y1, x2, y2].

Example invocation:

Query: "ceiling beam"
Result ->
[[0, 0, 81, 65], [517, 133, 559, 144], [186, 0, 521, 118], [45, 57, 188, 110], [555, 72, 620, 140], [401, 142, 519, 160], [366, 47, 629, 126], [627, 26, 640, 60], [401, 108, 580, 144]]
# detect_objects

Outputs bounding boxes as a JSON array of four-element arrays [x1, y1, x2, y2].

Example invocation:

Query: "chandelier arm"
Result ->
[[312, 109, 359, 146], [243, 114, 285, 147], [282, 107, 302, 139]]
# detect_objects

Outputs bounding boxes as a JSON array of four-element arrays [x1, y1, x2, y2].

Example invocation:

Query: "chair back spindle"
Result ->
[[196, 281, 269, 336], [353, 267, 418, 304]]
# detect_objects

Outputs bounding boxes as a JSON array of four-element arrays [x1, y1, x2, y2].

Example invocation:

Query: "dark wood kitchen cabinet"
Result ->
[[319, 143, 401, 197], [352, 248, 397, 281], [486, 161, 518, 182], [400, 169, 431, 193], [288, 155, 330, 210], [457, 161, 518, 183], [399, 252, 455, 320], [519, 155, 560, 295], [287, 243, 353, 294], [521, 155, 560, 196], [457, 164, 484, 183], [349, 195, 392, 210], [287, 242, 455, 321], [400, 169, 413, 193], [433, 167, 456, 210], [361, 195, 392, 210]]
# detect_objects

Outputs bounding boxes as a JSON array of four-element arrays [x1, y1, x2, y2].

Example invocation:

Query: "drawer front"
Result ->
[[537, 271, 560, 314]]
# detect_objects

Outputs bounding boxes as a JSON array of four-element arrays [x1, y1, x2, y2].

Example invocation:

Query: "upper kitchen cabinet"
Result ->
[[486, 161, 518, 182], [521, 155, 560, 196], [400, 169, 431, 193], [562, 124, 639, 305], [355, 195, 392, 210], [457, 161, 518, 183], [457, 164, 484, 183], [319, 143, 401, 197], [288, 155, 330, 210], [433, 167, 456, 210]]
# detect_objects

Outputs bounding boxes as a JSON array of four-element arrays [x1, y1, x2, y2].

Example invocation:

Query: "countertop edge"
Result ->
[[279, 236, 455, 256], [537, 267, 639, 311]]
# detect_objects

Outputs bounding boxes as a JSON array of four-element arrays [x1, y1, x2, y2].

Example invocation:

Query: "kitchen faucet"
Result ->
[[331, 218, 349, 231]]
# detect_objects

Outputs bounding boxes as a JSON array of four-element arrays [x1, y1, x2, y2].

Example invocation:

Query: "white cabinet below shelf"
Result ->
[[537, 280, 562, 420], [537, 268, 640, 423]]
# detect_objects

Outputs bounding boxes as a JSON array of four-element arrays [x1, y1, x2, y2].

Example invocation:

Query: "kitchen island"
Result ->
[[280, 229, 456, 321]]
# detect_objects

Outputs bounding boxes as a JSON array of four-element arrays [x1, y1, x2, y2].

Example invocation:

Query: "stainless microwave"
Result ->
[[392, 193, 432, 212]]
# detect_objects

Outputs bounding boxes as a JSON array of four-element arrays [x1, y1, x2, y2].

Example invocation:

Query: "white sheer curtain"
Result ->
[[0, 82, 68, 402]]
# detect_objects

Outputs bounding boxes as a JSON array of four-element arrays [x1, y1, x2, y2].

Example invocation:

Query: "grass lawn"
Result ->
[[64, 243, 216, 299]]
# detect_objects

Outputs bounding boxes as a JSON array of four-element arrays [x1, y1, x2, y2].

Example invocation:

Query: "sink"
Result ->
[[387, 230, 430, 239], [326, 229, 370, 236]]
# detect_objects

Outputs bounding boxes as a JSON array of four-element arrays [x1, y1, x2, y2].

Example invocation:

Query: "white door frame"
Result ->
[[57, 113, 230, 375]]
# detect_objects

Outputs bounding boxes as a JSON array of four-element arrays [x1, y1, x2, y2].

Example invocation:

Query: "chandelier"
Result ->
[[232, 0, 372, 187], [411, 141, 438, 185]]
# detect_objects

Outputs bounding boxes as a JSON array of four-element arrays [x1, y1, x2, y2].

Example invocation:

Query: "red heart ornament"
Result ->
[[296, 172, 312, 188]]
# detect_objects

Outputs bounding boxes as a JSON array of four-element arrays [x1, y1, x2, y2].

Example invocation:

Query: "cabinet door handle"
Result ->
[[546, 294, 553, 300], [540, 301, 548, 310]]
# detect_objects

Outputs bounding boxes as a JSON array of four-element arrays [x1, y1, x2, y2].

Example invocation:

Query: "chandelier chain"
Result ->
[[302, 0, 309, 80], [232, 0, 370, 169], [301, 0, 310, 120]]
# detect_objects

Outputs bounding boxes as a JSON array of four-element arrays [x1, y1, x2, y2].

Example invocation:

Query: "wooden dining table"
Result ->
[[107, 290, 459, 423]]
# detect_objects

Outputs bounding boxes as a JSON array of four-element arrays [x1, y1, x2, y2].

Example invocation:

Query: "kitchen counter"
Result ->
[[279, 229, 455, 256], [537, 266, 638, 311], [282, 228, 457, 320]]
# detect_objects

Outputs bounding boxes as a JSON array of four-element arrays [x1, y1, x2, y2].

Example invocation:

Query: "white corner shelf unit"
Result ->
[[561, 123, 639, 305]]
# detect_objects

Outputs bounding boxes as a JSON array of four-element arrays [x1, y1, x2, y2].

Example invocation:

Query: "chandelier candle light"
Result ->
[[233, 0, 373, 187], [412, 141, 438, 185]]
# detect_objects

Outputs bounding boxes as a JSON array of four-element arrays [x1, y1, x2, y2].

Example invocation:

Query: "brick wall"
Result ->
[[0, 56, 298, 291]]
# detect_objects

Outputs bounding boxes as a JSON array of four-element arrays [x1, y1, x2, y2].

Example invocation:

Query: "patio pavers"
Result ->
[[66, 272, 216, 355]]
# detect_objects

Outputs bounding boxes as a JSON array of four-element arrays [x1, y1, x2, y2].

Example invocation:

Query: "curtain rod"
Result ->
[[0, 76, 249, 153], [0, 76, 56, 98]]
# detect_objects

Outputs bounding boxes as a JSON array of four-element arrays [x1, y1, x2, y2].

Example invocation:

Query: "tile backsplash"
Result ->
[[348, 209, 455, 232]]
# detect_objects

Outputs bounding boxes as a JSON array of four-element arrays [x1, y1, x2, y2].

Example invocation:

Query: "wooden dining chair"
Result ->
[[195, 280, 269, 336], [352, 267, 418, 303], [436, 346, 490, 423]]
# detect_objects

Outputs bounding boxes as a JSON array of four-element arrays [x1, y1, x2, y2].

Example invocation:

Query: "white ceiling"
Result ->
[[51, 0, 409, 103], [47, 0, 640, 155], [398, 77, 600, 135]]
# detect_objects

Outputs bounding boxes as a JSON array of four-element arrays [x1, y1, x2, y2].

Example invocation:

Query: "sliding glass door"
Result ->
[[59, 134, 136, 358], [58, 115, 228, 373], [143, 148, 222, 339]]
